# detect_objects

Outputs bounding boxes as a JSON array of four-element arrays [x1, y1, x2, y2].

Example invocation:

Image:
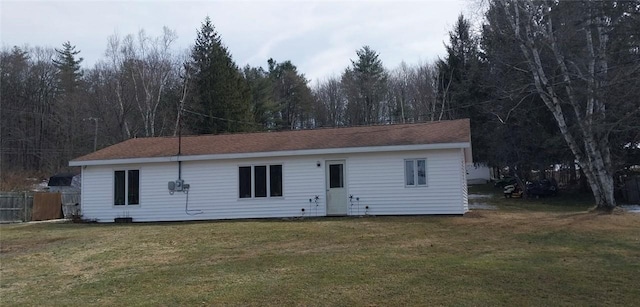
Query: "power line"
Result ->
[[181, 108, 262, 126]]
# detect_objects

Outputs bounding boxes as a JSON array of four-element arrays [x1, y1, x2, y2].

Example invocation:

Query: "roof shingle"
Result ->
[[72, 119, 470, 162]]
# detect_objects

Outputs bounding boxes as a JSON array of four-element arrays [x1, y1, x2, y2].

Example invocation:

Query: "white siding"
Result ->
[[466, 163, 491, 184], [346, 149, 467, 216], [461, 149, 469, 212], [81, 148, 468, 222]]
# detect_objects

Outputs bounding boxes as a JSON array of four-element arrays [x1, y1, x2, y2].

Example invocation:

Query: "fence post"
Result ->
[[23, 191, 27, 222]]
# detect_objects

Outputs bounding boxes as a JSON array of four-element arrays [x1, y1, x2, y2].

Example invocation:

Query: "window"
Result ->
[[329, 164, 344, 188], [114, 170, 140, 206], [269, 165, 283, 197], [405, 159, 427, 187], [255, 166, 267, 197], [239, 167, 252, 198], [239, 165, 283, 198]]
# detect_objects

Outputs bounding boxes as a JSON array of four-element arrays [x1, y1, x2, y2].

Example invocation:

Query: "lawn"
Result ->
[[1, 190, 639, 306], [468, 183, 597, 212]]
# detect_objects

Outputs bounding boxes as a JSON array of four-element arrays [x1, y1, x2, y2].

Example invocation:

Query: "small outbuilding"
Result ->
[[466, 163, 491, 185], [69, 119, 472, 222]]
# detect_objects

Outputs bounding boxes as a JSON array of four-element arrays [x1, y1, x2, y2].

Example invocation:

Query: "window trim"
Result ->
[[238, 164, 284, 199], [113, 169, 141, 207], [404, 158, 427, 188]]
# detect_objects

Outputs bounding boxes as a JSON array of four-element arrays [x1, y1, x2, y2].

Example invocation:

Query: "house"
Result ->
[[69, 119, 472, 222], [466, 163, 491, 185]]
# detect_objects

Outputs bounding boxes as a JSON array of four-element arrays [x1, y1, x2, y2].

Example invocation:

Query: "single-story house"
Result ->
[[69, 119, 472, 222]]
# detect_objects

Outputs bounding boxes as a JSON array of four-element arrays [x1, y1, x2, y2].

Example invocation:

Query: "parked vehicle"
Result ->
[[494, 176, 517, 188], [46, 172, 81, 192], [526, 179, 558, 198], [504, 183, 524, 198]]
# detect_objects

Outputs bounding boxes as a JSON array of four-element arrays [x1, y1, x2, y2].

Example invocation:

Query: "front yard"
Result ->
[[1, 189, 639, 306]]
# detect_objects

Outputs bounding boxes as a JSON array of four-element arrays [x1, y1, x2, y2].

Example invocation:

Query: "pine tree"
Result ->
[[187, 17, 253, 134], [52, 42, 87, 169], [243, 65, 277, 130], [53, 41, 83, 94], [435, 15, 493, 164], [342, 46, 388, 125], [267, 59, 314, 130]]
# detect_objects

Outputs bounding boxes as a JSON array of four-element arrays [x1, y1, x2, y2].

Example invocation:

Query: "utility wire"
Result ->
[[181, 108, 263, 126]]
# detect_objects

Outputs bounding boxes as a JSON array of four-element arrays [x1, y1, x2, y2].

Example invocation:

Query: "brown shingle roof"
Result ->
[[72, 119, 470, 162]]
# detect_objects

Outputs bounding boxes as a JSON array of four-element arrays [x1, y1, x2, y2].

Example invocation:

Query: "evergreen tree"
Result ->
[[480, 8, 572, 173], [187, 17, 253, 134], [52, 42, 89, 168], [342, 46, 388, 125], [52, 41, 83, 94], [436, 15, 492, 163], [483, 0, 640, 210], [267, 59, 314, 130], [243, 65, 277, 130], [435, 15, 481, 120]]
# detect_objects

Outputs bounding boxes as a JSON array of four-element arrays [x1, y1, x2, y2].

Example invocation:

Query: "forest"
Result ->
[[1, 1, 638, 209]]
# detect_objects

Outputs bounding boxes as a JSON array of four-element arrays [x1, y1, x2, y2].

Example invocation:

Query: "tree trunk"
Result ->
[[498, 0, 616, 211]]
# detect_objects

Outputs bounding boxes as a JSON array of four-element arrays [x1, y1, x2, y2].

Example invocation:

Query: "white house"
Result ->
[[466, 163, 491, 185], [69, 119, 472, 222]]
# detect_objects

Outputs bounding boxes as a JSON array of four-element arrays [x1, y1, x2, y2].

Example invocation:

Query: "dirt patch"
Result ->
[[464, 211, 486, 218]]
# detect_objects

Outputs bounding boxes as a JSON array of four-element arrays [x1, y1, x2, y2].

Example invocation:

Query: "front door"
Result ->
[[326, 160, 347, 216]]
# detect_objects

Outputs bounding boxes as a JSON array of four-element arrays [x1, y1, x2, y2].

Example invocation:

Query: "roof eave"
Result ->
[[69, 142, 471, 167]]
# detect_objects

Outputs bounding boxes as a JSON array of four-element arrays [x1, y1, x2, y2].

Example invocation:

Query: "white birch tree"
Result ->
[[106, 27, 178, 137], [489, 0, 639, 210]]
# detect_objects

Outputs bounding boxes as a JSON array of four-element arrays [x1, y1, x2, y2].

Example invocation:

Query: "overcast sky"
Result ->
[[1, 0, 475, 83]]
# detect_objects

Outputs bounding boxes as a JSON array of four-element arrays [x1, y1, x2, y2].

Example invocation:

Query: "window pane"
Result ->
[[255, 166, 267, 197], [405, 160, 415, 186], [270, 165, 283, 197], [114, 171, 125, 205], [417, 160, 426, 185], [239, 167, 252, 198], [329, 164, 343, 188], [128, 170, 140, 205]]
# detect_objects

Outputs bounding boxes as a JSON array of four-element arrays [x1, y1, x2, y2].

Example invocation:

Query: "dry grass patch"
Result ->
[[1, 211, 639, 306]]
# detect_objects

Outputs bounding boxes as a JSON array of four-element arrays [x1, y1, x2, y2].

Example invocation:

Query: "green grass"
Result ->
[[1, 201, 639, 305], [469, 183, 596, 212]]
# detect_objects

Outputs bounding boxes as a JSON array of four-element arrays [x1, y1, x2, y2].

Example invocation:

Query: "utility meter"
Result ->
[[175, 179, 184, 191]]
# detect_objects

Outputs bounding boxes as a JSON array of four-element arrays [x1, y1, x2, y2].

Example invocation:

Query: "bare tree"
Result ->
[[388, 62, 411, 123], [313, 76, 345, 127], [387, 61, 441, 124], [105, 28, 178, 138], [410, 61, 438, 122], [489, 0, 640, 210]]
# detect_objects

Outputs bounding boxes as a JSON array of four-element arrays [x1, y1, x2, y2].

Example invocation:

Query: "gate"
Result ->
[[0, 192, 34, 223], [32, 192, 63, 221]]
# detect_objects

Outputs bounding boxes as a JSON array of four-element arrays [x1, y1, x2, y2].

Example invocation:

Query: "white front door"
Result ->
[[326, 160, 347, 216]]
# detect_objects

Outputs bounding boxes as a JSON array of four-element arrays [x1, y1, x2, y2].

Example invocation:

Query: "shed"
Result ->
[[466, 163, 491, 185], [69, 119, 472, 222]]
